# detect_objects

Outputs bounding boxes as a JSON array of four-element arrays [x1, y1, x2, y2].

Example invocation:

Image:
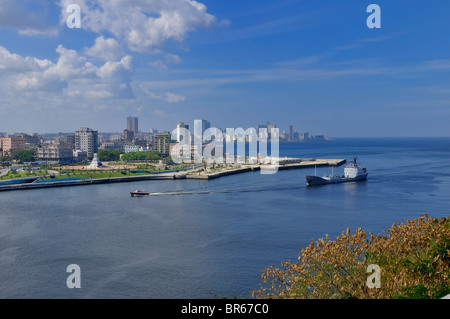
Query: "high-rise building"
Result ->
[[288, 125, 293, 141], [193, 119, 211, 143], [154, 132, 171, 156], [0, 135, 25, 156], [17, 133, 41, 148], [201, 119, 210, 135], [55, 135, 75, 149], [257, 122, 277, 140], [176, 122, 190, 143], [127, 116, 138, 133], [75, 127, 98, 158], [124, 129, 134, 141], [256, 123, 267, 134]]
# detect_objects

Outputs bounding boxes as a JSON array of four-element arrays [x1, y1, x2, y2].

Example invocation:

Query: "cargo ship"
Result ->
[[305, 157, 368, 186]]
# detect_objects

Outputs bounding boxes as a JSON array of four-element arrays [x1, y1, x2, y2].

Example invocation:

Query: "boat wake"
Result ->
[[148, 183, 304, 196]]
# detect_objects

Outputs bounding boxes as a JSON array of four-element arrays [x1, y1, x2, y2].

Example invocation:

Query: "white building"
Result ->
[[36, 146, 73, 163], [75, 127, 98, 158], [124, 144, 141, 153], [176, 121, 190, 143]]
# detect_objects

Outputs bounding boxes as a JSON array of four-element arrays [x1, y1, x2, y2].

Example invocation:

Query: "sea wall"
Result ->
[[0, 173, 178, 192]]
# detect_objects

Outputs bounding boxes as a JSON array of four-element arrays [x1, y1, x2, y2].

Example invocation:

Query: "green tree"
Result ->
[[252, 215, 449, 299], [121, 151, 161, 161], [98, 149, 125, 161], [13, 150, 35, 162]]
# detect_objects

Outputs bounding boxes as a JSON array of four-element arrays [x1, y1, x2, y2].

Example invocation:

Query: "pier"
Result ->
[[186, 158, 346, 180], [0, 158, 346, 191]]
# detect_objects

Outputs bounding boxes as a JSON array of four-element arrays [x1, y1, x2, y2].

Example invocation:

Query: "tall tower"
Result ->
[[176, 122, 190, 143], [201, 119, 210, 134], [193, 119, 211, 144], [288, 125, 293, 141], [200, 119, 210, 142], [127, 116, 138, 133]]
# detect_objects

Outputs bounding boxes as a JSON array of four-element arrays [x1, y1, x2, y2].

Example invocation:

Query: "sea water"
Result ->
[[0, 138, 449, 298]]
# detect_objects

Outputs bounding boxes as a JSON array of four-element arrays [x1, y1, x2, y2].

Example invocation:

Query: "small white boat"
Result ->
[[305, 157, 368, 186], [130, 189, 150, 196]]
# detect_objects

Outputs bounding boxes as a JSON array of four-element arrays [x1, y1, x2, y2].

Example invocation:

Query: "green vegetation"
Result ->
[[252, 215, 449, 299], [121, 151, 162, 161], [15, 150, 35, 162], [38, 170, 146, 179], [0, 150, 35, 163], [0, 162, 196, 181], [97, 149, 124, 161]]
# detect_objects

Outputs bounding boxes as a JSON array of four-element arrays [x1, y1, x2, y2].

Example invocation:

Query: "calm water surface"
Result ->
[[0, 138, 449, 298]]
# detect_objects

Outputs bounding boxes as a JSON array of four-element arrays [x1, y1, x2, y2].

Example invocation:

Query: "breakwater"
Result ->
[[186, 158, 346, 180]]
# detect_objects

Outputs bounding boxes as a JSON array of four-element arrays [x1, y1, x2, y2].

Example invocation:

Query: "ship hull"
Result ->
[[130, 192, 150, 196], [305, 173, 368, 186]]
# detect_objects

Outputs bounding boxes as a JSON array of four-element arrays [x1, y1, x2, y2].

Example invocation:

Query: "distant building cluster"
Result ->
[[278, 124, 325, 142], [0, 135, 27, 157], [0, 116, 159, 164], [0, 117, 326, 164]]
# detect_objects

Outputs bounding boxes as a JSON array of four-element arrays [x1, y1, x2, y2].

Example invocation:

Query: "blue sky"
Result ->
[[0, 0, 449, 137]]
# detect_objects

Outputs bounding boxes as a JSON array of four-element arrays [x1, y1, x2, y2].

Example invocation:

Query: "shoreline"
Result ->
[[0, 158, 346, 191]]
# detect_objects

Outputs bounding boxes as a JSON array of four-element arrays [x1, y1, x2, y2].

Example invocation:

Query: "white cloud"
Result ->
[[0, 0, 222, 132], [59, 0, 219, 53], [138, 83, 186, 103], [0, 0, 58, 37], [0, 46, 52, 72], [0, 45, 135, 100], [84, 36, 125, 61], [165, 54, 182, 65], [96, 56, 134, 78], [165, 92, 186, 103], [149, 53, 182, 69], [43, 45, 97, 82]]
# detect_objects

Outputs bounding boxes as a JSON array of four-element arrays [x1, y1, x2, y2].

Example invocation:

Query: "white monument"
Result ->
[[85, 153, 104, 169]]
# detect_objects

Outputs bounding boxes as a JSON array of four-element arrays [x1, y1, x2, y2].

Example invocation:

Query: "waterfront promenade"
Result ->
[[0, 158, 346, 191]]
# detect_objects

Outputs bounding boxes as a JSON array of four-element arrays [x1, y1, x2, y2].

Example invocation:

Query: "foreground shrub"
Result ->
[[252, 215, 449, 299]]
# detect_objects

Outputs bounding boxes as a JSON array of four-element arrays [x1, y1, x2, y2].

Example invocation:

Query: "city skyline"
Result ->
[[0, 1, 450, 137], [0, 117, 319, 142], [0, 116, 327, 165]]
